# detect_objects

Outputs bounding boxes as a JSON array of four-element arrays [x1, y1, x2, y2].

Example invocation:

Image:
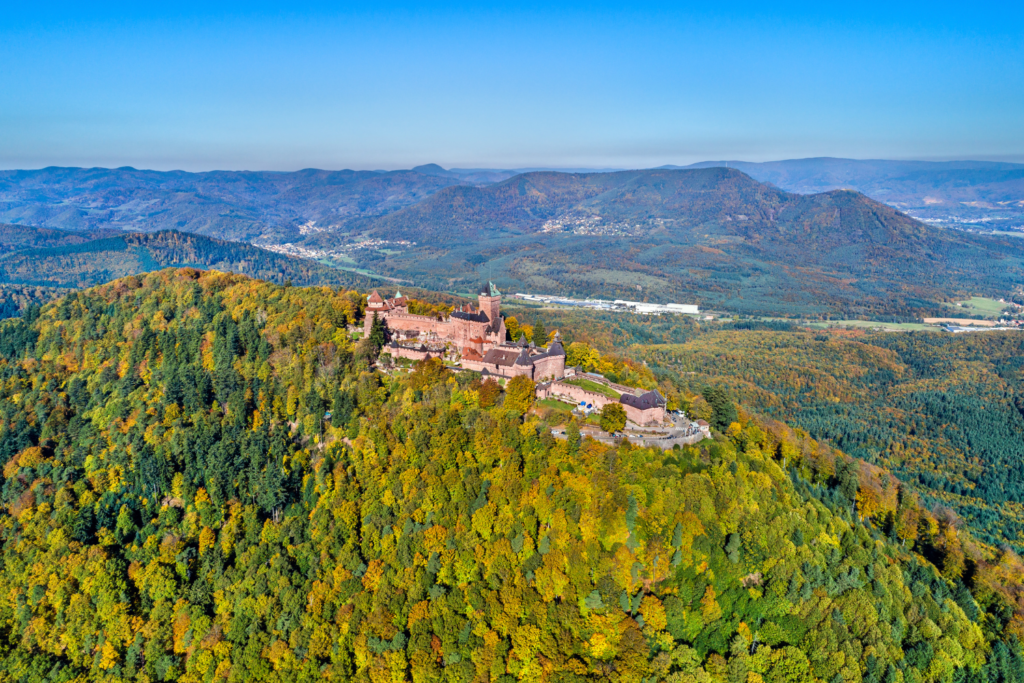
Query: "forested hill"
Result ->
[[353, 168, 1024, 316], [0, 167, 468, 242], [0, 227, 380, 290], [360, 167, 956, 249], [675, 158, 1024, 229], [0, 223, 118, 256], [1, 268, 1023, 681], [359, 168, 787, 241]]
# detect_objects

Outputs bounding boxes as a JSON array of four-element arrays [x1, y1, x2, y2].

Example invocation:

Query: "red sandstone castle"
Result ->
[[366, 283, 566, 381]]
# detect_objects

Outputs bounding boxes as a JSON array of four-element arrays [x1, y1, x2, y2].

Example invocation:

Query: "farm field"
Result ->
[[942, 296, 1008, 318]]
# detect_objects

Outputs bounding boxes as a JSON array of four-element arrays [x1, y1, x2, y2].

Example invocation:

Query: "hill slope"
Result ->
[[0, 270, 1022, 681], [0, 167, 470, 242], [0, 227, 380, 289], [677, 158, 1024, 229], [351, 168, 1024, 316]]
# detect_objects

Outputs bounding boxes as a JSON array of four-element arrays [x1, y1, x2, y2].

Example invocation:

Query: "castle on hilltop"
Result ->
[[367, 282, 566, 381]]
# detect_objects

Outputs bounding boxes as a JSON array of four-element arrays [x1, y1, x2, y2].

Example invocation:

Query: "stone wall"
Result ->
[[538, 381, 615, 410], [539, 381, 664, 426], [532, 354, 565, 382], [385, 345, 444, 362], [371, 312, 449, 337], [621, 403, 665, 427]]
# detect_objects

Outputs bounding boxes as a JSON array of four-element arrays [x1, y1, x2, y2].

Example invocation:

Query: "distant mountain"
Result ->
[[349, 168, 1024, 316], [0, 226, 380, 290], [4, 163, 1023, 317], [359, 167, 928, 245], [0, 167, 471, 242], [0, 223, 117, 255], [6, 160, 1020, 247], [668, 158, 1024, 229]]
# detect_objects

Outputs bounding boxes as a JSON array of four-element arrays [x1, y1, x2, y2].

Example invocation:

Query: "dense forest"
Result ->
[[0, 284, 70, 320], [507, 306, 1024, 553], [0, 228, 380, 291], [1, 270, 1024, 682]]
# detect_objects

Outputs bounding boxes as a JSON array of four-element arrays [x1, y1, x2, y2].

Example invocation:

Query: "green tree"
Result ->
[[534, 320, 547, 345], [600, 402, 627, 433], [702, 386, 737, 432], [565, 417, 582, 455], [368, 312, 389, 352]]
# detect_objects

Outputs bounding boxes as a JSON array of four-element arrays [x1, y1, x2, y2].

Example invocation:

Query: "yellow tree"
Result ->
[[504, 376, 536, 415]]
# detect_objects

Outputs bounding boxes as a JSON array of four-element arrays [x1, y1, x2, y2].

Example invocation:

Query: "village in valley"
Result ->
[[361, 283, 712, 446]]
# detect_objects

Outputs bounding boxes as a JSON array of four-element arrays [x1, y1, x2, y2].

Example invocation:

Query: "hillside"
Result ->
[[0, 167, 469, 242], [357, 168, 782, 241], [0, 227, 380, 290], [4, 166, 1024, 317], [351, 169, 1024, 316], [0, 223, 117, 255], [503, 306, 1024, 547], [677, 158, 1024, 230], [1, 269, 1022, 681]]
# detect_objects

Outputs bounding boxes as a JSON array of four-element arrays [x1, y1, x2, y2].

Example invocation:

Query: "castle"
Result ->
[[367, 283, 566, 381]]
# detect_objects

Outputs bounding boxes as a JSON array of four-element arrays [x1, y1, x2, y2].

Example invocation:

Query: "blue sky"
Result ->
[[1, 2, 1022, 171]]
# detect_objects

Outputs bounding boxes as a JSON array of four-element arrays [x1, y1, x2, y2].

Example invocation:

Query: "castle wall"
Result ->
[[460, 358, 526, 380], [385, 345, 444, 362], [622, 403, 665, 427], [538, 382, 614, 410], [532, 355, 564, 382], [365, 310, 449, 337], [537, 381, 664, 425]]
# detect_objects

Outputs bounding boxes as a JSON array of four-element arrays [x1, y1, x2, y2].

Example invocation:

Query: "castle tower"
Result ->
[[477, 281, 501, 324]]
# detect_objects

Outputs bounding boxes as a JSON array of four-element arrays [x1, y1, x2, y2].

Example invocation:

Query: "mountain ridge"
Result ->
[[0, 226, 382, 290]]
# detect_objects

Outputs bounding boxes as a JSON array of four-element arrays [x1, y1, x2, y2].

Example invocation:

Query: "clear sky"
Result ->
[[2, 1, 1022, 171]]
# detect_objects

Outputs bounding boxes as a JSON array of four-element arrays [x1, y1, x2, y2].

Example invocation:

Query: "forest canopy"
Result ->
[[0, 269, 1022, 682]]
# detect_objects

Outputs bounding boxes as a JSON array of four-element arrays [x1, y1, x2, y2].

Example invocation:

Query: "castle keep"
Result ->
[[367, 283, 566, 381]]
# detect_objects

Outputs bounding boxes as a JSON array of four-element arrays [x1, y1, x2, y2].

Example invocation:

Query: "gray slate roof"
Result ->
[[619, 390, 666, 411]]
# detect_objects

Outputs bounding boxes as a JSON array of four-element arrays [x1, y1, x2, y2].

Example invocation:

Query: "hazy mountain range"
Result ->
[[1, 165, 1022, 318], [2, 158, 1021, 247], [670, 158, 1024, 229], [346, 167, 1024, 315]]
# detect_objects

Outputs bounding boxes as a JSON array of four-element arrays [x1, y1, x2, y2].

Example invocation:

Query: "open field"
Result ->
[[535, 398, 574, 413], [563, 377, 621, 398], [804, 320, 937, 332], [942, 296, 1008, 318], [922, 317, 999, 326]]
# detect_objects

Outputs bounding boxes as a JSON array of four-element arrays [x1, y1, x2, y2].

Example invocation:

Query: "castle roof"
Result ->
[[545, 339, 565, 357], [514, 347, 534, 366], [367, 290, 385, 305], [478, 281, 501, 297], [481, 348, 521, 367], [462, 347, 484, 361], [619, 390, 666, 411], [452, 309, 490, 323]]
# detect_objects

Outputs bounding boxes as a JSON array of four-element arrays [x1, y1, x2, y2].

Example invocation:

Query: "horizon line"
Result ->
[[3, 154, 1024, 175]]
